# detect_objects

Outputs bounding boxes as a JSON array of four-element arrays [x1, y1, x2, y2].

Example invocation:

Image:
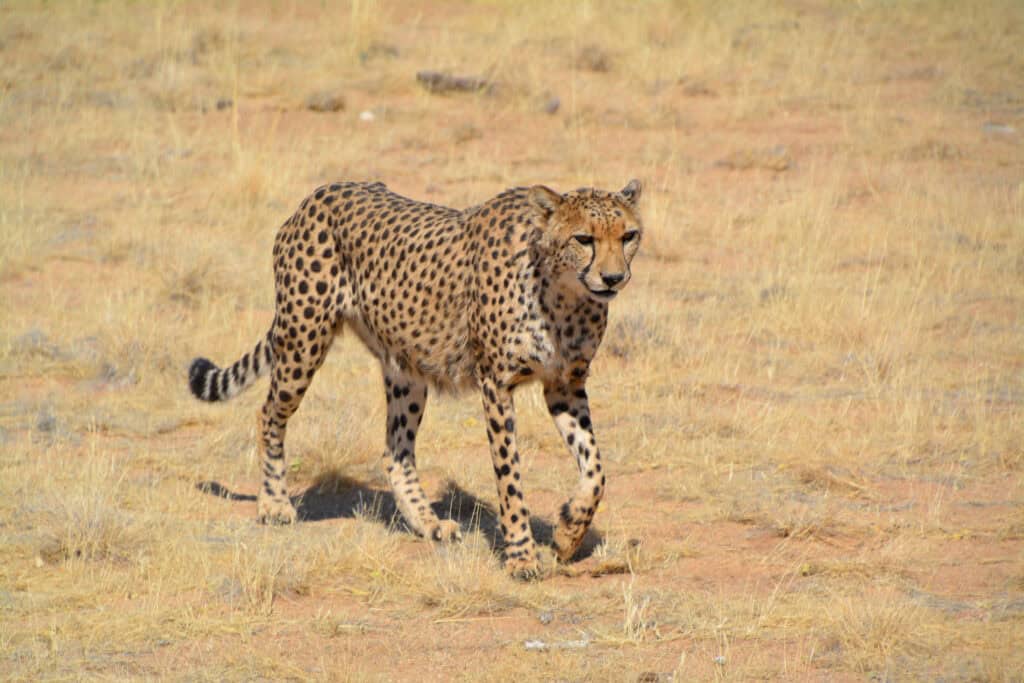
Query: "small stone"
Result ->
[[305, 91, 346, 112], [713, 655, 727, 665], [542, 96, 560, 115], [416, 70, 491, 94], [538, 610, 554, 625], [525, 636, 591, 651], [560, 638, 590, 649], [983, 122, 1015, 136], [359, 110, 375, 122]]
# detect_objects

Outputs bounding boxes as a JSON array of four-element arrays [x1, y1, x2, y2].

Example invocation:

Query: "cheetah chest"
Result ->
[[506, 300, 605, 387]]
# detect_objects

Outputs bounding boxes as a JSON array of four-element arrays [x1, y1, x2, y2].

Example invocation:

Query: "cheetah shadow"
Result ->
[[196, 472, 604, 562]]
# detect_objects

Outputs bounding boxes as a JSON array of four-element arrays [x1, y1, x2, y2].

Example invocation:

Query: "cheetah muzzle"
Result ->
[[188, 178, 644, 579]]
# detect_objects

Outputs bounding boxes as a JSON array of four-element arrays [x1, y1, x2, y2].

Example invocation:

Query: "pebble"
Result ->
[[523, 637, 590, 651], [983, 122, 1015, 135], [305, 91, 346, 112], [416, 71, 490, 94]]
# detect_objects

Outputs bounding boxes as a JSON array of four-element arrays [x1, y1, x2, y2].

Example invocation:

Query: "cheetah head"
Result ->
[[529, 179, 643, 303]]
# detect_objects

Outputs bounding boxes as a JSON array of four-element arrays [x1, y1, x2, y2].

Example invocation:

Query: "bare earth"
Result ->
[[1, 1, 1022, 680]]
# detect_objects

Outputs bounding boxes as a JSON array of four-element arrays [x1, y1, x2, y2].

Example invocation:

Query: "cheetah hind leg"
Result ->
[[255, 314, 336, 525], [381, 369, 462, 543], [257, 393, 302, 525]]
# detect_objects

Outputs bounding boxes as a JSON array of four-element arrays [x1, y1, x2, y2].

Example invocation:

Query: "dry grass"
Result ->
[[2, 0, 1023, 679]]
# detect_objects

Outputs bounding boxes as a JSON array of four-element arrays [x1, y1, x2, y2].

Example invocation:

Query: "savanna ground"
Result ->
[[1, 1, 1022, 680]]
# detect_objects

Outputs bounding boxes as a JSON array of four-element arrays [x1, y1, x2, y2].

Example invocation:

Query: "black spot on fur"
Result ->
[[560, 502, 573, 525], [549, 402, 569, 415]]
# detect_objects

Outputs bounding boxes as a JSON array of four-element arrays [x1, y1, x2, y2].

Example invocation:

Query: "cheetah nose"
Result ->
[[601, 273, 625, 287]]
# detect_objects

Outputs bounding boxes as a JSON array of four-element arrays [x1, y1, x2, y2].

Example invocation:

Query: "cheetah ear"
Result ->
[[528, 185, 563, 221], [617, 179, 642, 209]]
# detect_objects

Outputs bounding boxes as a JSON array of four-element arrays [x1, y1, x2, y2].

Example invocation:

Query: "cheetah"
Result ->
[[188, 179, 643, 577]]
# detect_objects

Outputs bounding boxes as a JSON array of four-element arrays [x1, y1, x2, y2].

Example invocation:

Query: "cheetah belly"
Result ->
[[342, 281, 477, 391], [345, 313, 388, 360]]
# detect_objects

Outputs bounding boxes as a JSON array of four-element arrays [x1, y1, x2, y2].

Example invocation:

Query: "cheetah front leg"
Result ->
[[479, 375, 540, 579], [544, 381, 606, 562], [381, 369, 461, 543]]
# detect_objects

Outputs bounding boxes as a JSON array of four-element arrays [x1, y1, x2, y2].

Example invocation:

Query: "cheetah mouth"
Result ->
[[588, 287, 618, 301]]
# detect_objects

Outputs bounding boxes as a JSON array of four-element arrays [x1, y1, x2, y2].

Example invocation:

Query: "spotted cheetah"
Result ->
[[188, 179, 643, 577]]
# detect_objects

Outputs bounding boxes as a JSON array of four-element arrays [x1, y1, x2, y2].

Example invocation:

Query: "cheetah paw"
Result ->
[[505, 547, 554, 581], [427, 519, 463, 543], [257, 498, 297, 525], [553, 525, 585, 563]]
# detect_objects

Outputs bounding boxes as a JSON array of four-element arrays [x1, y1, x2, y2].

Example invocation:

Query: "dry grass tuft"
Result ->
[[11, 447, 150, 565], [620, 575, 658, 644], [816, 591, 940, 674], [225, 534, 314, 615], [409, 534, 523, 618]]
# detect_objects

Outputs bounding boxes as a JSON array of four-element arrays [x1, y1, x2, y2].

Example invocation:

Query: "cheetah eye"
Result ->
[[622, 230, 639, 242], [572, 234, 595, 246]]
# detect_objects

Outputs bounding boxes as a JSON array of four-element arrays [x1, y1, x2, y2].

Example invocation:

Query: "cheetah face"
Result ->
[[530, 179, 643, 302]]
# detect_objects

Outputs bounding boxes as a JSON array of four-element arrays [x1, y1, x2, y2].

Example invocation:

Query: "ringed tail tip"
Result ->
[[188, 357, 218, 401]]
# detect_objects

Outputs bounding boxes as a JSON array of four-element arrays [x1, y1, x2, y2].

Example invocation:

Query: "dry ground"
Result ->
[[1, 1, 1023, 680]]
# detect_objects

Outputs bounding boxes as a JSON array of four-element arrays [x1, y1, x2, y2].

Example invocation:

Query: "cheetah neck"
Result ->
[[539, 264, 609, 367]]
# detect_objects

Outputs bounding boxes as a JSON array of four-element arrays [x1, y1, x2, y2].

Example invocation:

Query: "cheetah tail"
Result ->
[[188, 330, 274, 402]]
